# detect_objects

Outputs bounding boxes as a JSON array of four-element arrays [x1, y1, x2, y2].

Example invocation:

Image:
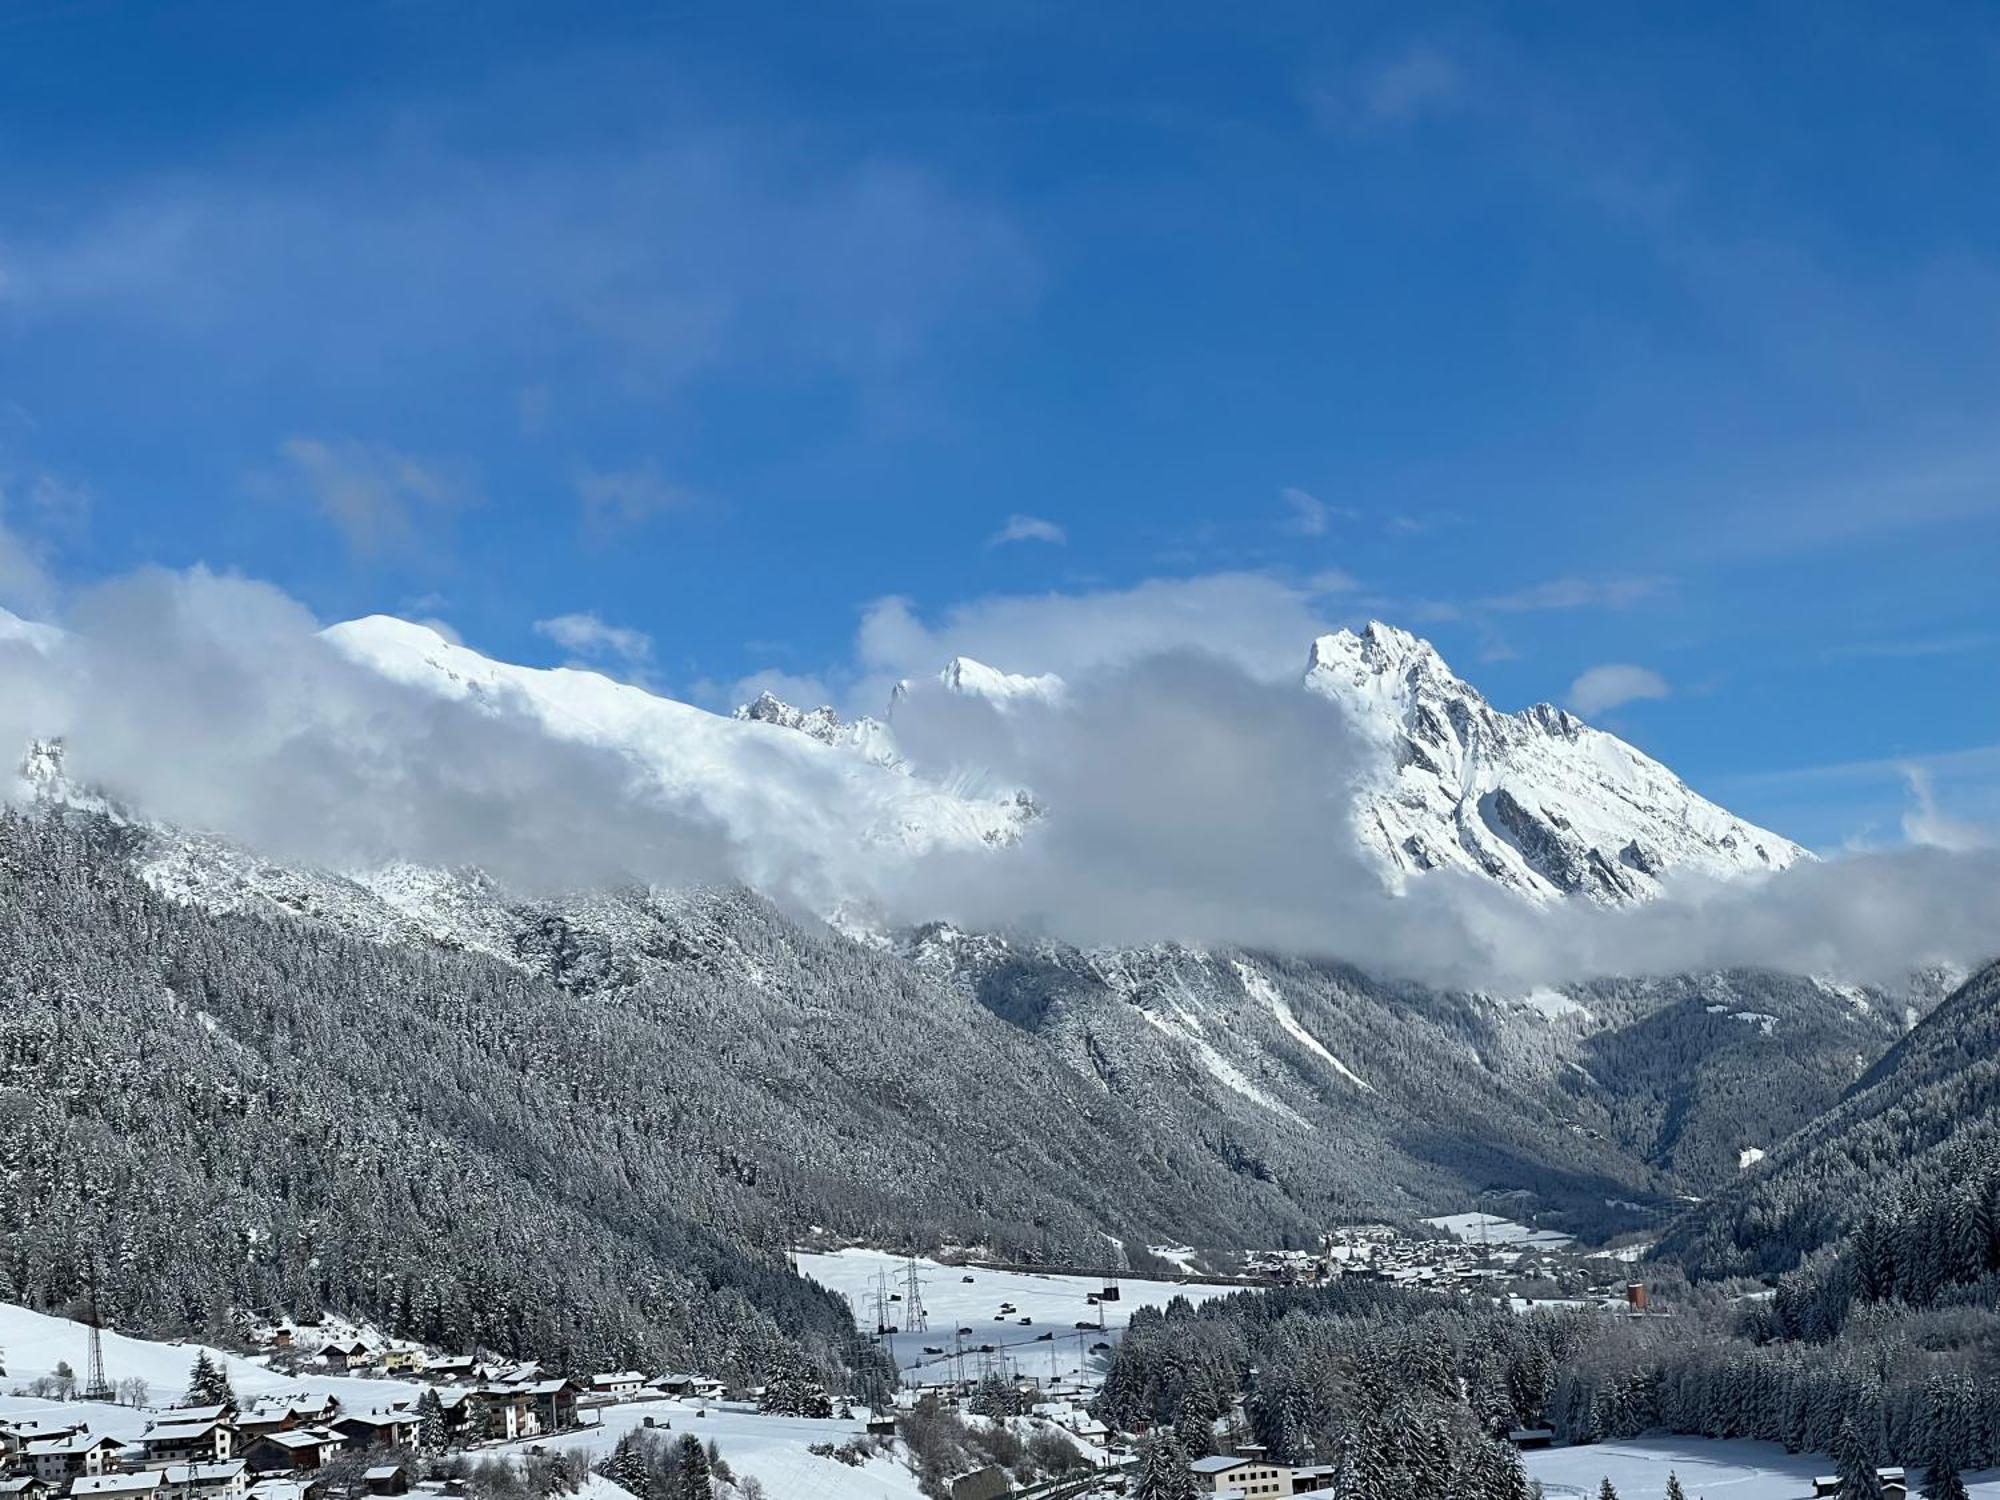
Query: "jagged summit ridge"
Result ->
[[1304, 621, 1809, 903], [937, 655, 1065, 705]]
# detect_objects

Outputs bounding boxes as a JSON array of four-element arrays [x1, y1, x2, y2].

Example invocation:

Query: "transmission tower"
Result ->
[[901, 1252, 928, 1333], [79, 1269, 113, 1403], [869, 1268, 896, 1337]]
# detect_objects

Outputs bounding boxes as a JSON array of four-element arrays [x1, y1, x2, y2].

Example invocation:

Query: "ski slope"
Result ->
[[795, 1249, 1237, 1388]]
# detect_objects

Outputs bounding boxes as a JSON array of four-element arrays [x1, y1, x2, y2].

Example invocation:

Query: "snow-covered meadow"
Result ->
[[1526, 1436, 2000, 1500], [795, 1248, 1238, 1387]]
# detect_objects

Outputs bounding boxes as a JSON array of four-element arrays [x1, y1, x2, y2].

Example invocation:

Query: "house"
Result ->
[[467, 1389, 530, 1443], [233, 1409, 296, 1446], [24, 1435, 125, 1484], [1191, 1452, 1293, 1497], [1290, 1464, 1336, 1495], [70, 1474, 166, 1500], [284, 1399, 341, 1429], [475, 1363, 541, 1388], [377, 1350, 423, 1375], [362, 1468, 408, 1498], [244, 1480, 317, 1500], [423, 1357, 476, 1384], [162, 1462, 249, 1500], [161, 1410, 239, 1431], [864, 1414, 897, 1438], [242, 1432, 344, 1474], [589, 1373, 644, 1399], [521, 1380, 580, 1435], [646, 1374, 694, 1397], [2, 1424, 84, 1460], [138, 1420, 235, 1466], [317, 1342, 372, 1373], [0, 1477, 51, 1500], [1505, 1428, 1555, 1451], [331, 1415, 416, 1453]]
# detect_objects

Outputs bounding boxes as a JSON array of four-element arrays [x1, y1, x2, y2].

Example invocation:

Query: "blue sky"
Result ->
[[1, 0, 1997, 852]]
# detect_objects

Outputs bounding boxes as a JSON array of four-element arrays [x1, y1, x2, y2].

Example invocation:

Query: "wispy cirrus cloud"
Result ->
[[1567, 662, 1669, 716], [575, 462, 692, 539], [1478, 574, 1668, 613], [267, 437, 472, 561], [533, 610, 654, 668], [986, 514, 1066, 548]]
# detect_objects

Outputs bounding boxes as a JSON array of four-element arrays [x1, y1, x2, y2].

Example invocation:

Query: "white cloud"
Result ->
[[272, 437, 468, 559], [853, 572, 1343, 710], [1281, 487, 1330, 535], [1480, 575, 1668, 613], [1306, 42, 1466, 134], [986, 514, 1066, 548], [533, 611, 654, 665], [1360, 45, 1464, 124], [1567, 663, 1670, 716], [1901, 765, 1990, 851], [575, 462, 691, 538], [0, 561, 1996, 994]]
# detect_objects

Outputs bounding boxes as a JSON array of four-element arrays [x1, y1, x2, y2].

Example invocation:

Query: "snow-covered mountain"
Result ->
[[7, 604, 1805, 917], [321, 615, 1034, 867], [935, 655, 1064, 706], [1303, 621, 1809, 902]]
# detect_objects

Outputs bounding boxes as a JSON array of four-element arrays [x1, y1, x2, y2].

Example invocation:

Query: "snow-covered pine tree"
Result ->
[[672, 1433, 711, 1500], [1836, 1415, 1886, 1500], [414, 1388, 446, 1456]]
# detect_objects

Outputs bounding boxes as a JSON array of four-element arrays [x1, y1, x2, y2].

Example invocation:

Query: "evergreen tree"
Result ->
[[1836, 1416, 1885, 1500], [1665, 1473, 1686, 1500], [1133, 1430, 1196, 1500], [414, 1388, 447, 1456], [672, 1434, 711, 1500], [596, 1431, 655, 1500], [184, 1351, 234, 1407], [1598, 1479, 1619, 1500]]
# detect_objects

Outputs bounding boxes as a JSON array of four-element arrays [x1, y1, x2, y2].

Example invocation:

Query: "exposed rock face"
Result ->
[[1304, 621, 1809, 903]]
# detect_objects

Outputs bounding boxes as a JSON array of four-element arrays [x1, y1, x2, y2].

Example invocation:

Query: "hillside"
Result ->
[[1660, 956, 2000, 1285]]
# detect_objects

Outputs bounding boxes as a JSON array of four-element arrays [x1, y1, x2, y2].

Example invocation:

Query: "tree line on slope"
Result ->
[[1092, 1283, 1542, 1500]]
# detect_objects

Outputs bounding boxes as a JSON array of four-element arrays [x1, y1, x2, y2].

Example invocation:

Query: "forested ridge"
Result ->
[[1663, 958, 2000, 1284]]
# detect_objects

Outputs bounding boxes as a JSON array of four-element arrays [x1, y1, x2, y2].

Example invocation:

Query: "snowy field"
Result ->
[[529, 1396, 920, 1500], [1526, 1436, 2000, 1500], [795, 1248, 1237, 1388], [1422, 1212, 1575, 1250]]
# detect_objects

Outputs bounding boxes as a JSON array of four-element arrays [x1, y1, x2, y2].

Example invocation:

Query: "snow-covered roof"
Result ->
[[142, 1421, 221, 1443], [1190, 1455, 1250, 1474], [163, 1463, 246, 1484], [70, 1476, 164, 1498]]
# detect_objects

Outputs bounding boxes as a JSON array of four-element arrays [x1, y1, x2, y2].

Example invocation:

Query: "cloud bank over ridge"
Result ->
[[0, 563, 1992, 995]]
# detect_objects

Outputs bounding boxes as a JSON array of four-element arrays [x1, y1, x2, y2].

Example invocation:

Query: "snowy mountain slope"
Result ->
[[321, 616, 1033, 873], [732, 691, 900, 766], [0, 605, 62, 653], [1303, 622, 1809, 902], [935, 654, 1064, 705]]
